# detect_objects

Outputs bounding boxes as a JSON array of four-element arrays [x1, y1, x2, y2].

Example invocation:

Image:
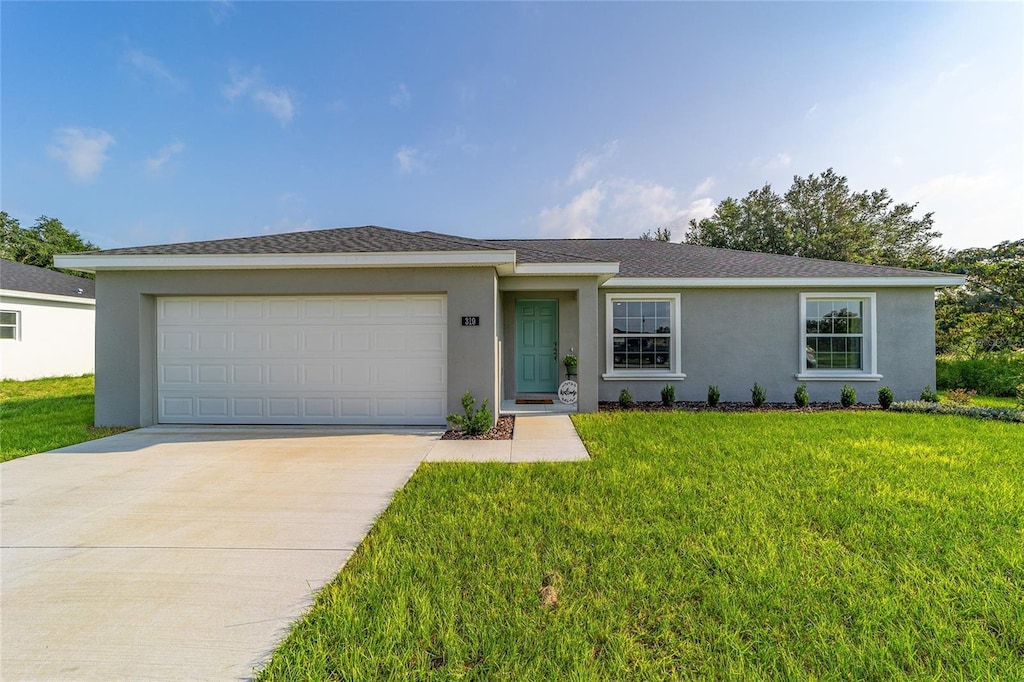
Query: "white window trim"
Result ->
[[602, 293, 686, 381], [796, 292, 882, 382], [0, 309, 21, 341]]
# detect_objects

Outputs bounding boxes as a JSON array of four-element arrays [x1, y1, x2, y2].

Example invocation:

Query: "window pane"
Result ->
[[655, 301, 669, 318], [626, 301, 642, 317], [641, 301, 656, 318], [0, 312, 16, 325], [0, 326, 15, 339]]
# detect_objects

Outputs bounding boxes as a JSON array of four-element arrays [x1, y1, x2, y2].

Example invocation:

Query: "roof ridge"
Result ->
[[414, 230, 511, 252], [486, 238, 615, 263], [669, 241, 945, 276]]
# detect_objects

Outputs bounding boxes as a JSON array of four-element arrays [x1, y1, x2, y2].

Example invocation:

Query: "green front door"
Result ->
[[516, 299, 558, 393]]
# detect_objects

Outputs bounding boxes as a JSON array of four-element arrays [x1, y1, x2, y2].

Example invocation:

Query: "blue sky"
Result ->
[[2, 1, 1021, 251]]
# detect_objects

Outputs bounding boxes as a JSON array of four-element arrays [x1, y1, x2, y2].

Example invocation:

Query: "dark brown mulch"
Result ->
[[441, 415, 515, 440], [599, 401, 882, 413]]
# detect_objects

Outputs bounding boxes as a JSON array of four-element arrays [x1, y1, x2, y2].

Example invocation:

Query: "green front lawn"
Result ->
[[0, 375, 128, 462], [259, 412, 1023, 679]]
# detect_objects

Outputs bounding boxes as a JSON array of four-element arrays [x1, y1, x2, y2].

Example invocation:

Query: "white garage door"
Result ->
[[157, 295, 447, 425]]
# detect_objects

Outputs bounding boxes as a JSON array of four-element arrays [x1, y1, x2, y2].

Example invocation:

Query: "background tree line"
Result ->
[[1, 212, 98, 278], [660, 168, 1021, 355]]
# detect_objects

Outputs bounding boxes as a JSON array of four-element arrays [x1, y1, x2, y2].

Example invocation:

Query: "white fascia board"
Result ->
[[511, 262, 620, 276], [53, 250, 518, 273], [602, 276, 966, 288], [0, 289, 96, 306]]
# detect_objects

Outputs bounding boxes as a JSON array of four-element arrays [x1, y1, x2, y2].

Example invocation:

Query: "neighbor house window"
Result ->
[[798, 293, 880, 380], [604, 294, 684, 379], [0, 311, 19, 340]]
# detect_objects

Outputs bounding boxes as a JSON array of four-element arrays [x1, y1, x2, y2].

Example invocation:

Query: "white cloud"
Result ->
[[390, 83, 411, 108], [937, 62, 970, 84], [538, 177, 712, 239], [538, 183, 607, 238], [252, 88, 295, 124], [690, 176, 715, 198], [145, 140, 185, 173], [906, 172, 997, 204], [48, 127, 115, 182], [805, 103, 819, 118], [124, 49, 184, 89], [395, 146, 425, 174], [448, 127, 480, 156], [260, 217, 316, 234], [902, 171, 1020, 249], [567, 140, 619, 186], [222, 67, 295, 125], [749, 152, 792, 172], [209, 0, 235, 24]]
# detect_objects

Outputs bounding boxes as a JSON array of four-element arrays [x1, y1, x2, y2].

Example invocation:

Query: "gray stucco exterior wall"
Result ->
[[597, 287, 936, 405], [93, 267, 500, 427]]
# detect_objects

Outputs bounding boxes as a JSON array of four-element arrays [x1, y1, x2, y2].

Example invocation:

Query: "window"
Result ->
[[798, 293, 880, 380], [604, 294, 684, 379], [0, 310, 19, 340]]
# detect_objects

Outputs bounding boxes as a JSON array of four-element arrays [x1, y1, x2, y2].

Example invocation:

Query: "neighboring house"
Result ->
[[0, 259, 96, 381], [54, 226, 964, 427]]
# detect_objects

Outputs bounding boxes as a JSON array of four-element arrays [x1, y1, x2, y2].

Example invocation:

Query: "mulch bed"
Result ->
[[599, 401, 882, 413], [441, 415, 515, 440]]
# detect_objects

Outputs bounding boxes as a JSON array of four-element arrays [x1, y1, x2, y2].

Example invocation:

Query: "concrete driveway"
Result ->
[[1, 426, 440, 681]]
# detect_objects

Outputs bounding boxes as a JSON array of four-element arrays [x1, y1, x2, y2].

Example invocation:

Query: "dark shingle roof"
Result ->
[[1, 259, 95, 298], [75, 225, 955, 280], [85, 225, 507, 256], [488, 238, 951, 279]]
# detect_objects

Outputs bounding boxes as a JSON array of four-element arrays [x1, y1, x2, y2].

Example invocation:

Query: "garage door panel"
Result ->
[[157, 295, 447, 425]]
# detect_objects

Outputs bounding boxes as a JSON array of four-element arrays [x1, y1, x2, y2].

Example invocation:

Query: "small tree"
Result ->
[[878, 386, 894, 410], [707, 385, 720, 407], [660, 384, 675, 407], [751, 382, 766, 407], [840, 384, 857, 408], [618, 388, 634, 409], [794, 383, 810, 408]]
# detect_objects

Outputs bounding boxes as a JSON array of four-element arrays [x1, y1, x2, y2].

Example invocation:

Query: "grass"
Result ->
[[259, 412, 1024, 680], [0, 375, 129, 462]]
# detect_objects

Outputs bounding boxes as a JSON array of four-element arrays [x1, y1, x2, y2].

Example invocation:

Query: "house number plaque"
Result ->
[[461, 316, 480, 326]]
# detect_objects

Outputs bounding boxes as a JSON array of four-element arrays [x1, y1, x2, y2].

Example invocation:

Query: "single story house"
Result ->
[[0, 259, 96, 381], [54, 226, 964, 427]]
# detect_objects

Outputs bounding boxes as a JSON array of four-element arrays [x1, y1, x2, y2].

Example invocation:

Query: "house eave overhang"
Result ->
[[601, 276, 967, 288], [0, 288, 96, 305], [508, 262, 620, 282], [53, 250, 519, 274]]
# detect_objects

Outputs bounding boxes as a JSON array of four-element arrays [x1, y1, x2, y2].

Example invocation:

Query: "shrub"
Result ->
[[660, 384, 675, 407], [878, 386, 894, 410], [1018, 381, 1024, 410], [890, 400, 1024, 423], [794, 383, 810, 408], [751, 382, 766, 407], [618, 388, 634, 409], [920, 386, 940, 403], [840, 384, 856, 408], [446, 391, 492, 436], [943, 388, 977, 406], [935, 352, 1024, 397], [707, 385, 720, 408]]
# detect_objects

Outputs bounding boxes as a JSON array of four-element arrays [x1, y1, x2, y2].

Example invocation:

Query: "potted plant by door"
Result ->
[[563, 353, 578, 378]]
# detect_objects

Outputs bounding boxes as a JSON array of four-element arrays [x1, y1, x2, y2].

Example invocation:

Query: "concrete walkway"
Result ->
[[426, 414, 590, 463], [0, 416, 588, 681]]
